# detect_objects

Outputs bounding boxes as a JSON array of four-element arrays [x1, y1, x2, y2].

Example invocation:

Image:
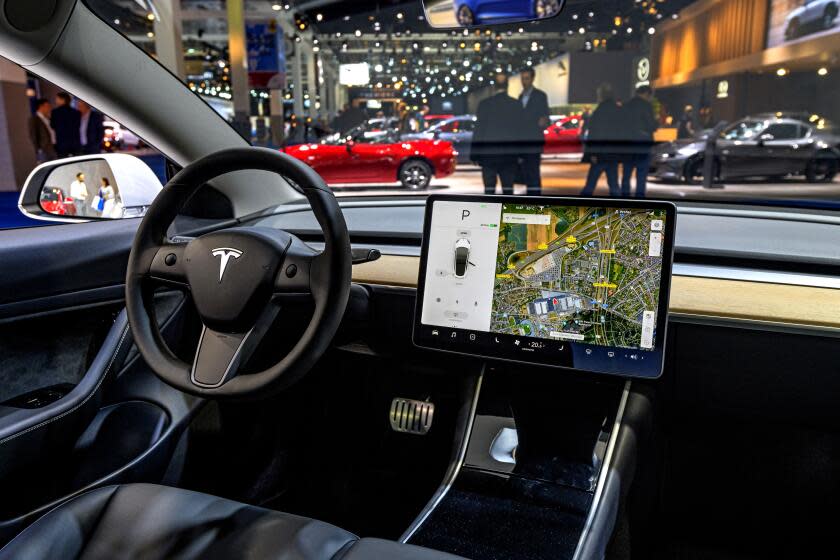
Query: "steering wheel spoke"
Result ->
[[191, 304, 280, 388], [273, 236, 319, 303], [148, 243, 189, 288]]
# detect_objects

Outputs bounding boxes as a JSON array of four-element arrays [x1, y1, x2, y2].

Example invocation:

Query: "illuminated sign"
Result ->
[[636, 57, 651, 81], [339, 63, 371, 86], [716, 80, 729, 99], [635, 57, 651, 88]]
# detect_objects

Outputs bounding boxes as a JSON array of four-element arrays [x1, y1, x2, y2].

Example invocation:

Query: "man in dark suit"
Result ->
[[51, 91, 82, 157], [470, 73, 524, 195], [517, 68, 550, 195], [28, 98, 57, 162], [78, 100, 105, 154], [620, 85, 658, 197]]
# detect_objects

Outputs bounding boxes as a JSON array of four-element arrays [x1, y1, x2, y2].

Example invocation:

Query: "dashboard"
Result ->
[[412, 195, 676, 378], [246, 198, 840, 338]]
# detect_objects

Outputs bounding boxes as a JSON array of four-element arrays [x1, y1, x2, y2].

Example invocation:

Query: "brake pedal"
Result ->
[[389, 398, 434, 435]]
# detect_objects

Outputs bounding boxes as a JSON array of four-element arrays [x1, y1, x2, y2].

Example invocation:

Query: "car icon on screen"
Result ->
[[454, 238, 471, 278]]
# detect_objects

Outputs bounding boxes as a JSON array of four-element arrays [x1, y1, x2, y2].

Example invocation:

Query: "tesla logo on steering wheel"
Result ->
[[211, 248, 243, 282]]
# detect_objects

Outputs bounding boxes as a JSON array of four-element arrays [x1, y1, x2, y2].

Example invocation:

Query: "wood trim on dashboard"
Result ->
[[352, 255, 840, 331]]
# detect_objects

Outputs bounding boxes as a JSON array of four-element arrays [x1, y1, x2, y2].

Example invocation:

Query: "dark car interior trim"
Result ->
[[401, 371, 484, 543]]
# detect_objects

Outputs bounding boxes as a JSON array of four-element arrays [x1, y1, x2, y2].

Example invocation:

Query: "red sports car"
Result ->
[[543, 115, 583, 155], [39, 186, 76, 216], [284, 129, 456, 190]]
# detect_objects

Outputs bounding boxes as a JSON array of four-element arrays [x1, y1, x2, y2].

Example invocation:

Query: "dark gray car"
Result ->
[[651, 115, 840, 184]]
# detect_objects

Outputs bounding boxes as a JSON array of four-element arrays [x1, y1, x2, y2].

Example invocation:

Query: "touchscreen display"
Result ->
[[413, 195, 676, 378]]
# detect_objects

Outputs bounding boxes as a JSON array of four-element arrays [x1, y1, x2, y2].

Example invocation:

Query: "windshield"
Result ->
[[81, 0, 840, 209]]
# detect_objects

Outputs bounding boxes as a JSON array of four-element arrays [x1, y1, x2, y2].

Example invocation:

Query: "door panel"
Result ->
[[0, 219, 204, 542], [0, 219, 139, 320], [348, 143, 395, 181]]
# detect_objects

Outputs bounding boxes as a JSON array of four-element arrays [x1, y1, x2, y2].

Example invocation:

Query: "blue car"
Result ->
[[454, 0, 562, 26]]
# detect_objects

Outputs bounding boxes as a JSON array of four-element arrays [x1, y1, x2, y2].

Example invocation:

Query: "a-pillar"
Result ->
[[303, 41, 317, 116], [227, 0, 251, 137], [0, 58, 36, 192], [290, 39, 305, 118], [153, 0, 186, 79], [269, 90, 285, 147]]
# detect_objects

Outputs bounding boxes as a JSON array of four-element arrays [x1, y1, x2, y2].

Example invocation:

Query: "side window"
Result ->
[[763, 123, 802, 140], [0, 57, 167, 230]]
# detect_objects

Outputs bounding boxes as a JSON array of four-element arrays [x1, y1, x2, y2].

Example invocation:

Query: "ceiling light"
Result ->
[[776, 68, 788, 76], [818, 67, 829, 76], [271, 3, 281, 11]]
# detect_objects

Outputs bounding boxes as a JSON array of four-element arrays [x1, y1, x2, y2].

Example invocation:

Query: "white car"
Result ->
[[784, 0, 839, 40], [454, 237, 471, 278]]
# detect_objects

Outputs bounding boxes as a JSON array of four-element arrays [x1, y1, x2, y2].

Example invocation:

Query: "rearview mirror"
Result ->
[[424, 0, 565, 28], [19, 153, 163, 222]]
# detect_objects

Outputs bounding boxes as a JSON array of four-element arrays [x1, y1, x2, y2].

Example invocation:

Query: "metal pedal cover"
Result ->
[[389, 398, 434, 435]]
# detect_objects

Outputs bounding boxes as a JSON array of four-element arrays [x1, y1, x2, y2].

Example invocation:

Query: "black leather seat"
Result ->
[[0, 484, 464, 560]]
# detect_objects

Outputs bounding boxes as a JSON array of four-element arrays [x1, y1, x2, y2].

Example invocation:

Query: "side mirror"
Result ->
[[757, 133, 775, 145], [345, 140, 355, 153], [19, 153, 163, 222], [433, 130, 442, 139]]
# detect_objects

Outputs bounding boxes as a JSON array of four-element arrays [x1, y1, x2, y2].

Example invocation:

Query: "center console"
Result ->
[[402, 195, 675, 559]]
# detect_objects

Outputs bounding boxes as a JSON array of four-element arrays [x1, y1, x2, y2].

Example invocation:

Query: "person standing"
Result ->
[[517, 67, 550, 195], [677, 105, 696, 139], [470, 73, 524, 195], [52, 92, 82, 157], [620, 85, 658, 198], [28, 98, 57, 162], [342, 103, 367, 133], [329, 105, 348, 134], [78, 100, 105, 154], [398, 104, 415, 134], [99, 177, 120, 218], [69, 172, 88, 216], [580, 83, 623, 197]]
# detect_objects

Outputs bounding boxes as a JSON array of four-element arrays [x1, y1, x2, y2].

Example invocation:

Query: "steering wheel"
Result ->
[[125, 147, 352, 398]]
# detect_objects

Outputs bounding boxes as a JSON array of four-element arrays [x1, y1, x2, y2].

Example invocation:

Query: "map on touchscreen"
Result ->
[[420, 200, 668, 352], [492, 203, 665, 349]]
